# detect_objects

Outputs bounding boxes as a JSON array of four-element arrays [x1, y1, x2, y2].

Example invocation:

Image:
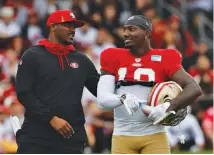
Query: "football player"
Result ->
[[97, 15, 202, 154]]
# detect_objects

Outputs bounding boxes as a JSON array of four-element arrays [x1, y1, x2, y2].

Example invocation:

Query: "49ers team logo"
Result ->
[[70, 62, 79, 68]]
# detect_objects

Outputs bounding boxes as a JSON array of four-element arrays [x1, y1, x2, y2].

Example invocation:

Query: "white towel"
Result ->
[[10, 116, 21, 135]]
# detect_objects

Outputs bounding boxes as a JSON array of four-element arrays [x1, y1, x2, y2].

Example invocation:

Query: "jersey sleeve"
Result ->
[[164, 49, 183, 78], [100, 48, 118, 75]]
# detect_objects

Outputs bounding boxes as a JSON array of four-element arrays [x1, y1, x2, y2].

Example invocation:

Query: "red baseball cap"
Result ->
[[47, 10, 85, 28]]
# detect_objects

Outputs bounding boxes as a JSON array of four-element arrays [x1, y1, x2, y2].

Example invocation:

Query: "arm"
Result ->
[[164, 49, 202, 111], [167, 68, 202, 111], [84, 59, 100, 97], [141, 49, 202, 124], [97, 49, 142, 114], [97, 70, 142, 115], [16, 49, 54, 123], [97, 49, 122, 109], [142, 70, 202, 125], [97, 71, 122, 109]]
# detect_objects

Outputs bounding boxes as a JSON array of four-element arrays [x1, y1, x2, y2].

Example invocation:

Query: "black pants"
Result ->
[[17, 142, 84, 154]]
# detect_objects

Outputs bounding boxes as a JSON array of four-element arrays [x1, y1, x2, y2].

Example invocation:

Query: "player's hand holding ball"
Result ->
[[141, 102, 175, 125], [141, 81, 188, 126]]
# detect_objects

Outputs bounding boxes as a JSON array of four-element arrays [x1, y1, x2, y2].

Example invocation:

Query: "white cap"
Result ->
[[0, 6, 14, 18]]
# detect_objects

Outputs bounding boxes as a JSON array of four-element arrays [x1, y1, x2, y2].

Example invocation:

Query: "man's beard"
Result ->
[[129, 46, 137, 54], [55, 31, 73, 45], [126, 46, 140, 57], [124, 44, 138, 55], [57, 36, 72, 45]]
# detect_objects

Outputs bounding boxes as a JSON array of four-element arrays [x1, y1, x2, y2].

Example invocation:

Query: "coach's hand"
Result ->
[[50, 116, 75, 139]]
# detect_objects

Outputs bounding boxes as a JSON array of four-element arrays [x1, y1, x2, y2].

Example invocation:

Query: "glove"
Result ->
[[10, 116, 21, 135], [141, 102, 175, 125], [120, 94, 147, 115]]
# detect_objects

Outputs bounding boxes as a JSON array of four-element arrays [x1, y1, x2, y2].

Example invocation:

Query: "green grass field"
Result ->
[[172, 150, 213, 154]]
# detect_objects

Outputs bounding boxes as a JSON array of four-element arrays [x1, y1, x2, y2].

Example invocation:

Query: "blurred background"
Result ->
[[0, 0, 213, 154]]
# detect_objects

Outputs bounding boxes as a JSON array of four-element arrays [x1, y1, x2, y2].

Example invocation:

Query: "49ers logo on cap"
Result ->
[[70, 12, 75, 18], [70, 62, 79, 68]]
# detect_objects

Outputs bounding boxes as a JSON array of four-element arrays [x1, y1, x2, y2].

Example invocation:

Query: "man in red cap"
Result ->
[[15, 10, 100, 153]]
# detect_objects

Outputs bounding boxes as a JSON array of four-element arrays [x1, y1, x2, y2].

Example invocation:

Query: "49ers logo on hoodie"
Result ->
[[70, 62, 79, 68]]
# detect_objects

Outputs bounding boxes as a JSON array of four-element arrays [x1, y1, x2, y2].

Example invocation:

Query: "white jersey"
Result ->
[[113, 85, 165, 136]]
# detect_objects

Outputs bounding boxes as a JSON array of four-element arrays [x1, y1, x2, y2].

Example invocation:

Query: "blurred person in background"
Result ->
[[132, 0, 153, 15], [11, 36, 23, 56], [162, 15, 194, 58], [33, 0, 48, 20], [186, 0, 213, 24], [33, 0, 60, 20], [0, 6, 23, 53], [117, 0, 132, 25], [2, 48, 19, 79], [192, 102, 213, 149], [113, 25, 126, 48], [21, 9, 44, 46], [0, 66, 7, 83], [74, 21, 98, 52], [0, 79, 16, 107], [166, 111, 205, 153], [0, 105, 11, 153], [71, 1, 87, 23], [201, 106, 213, 148], [0, 36, 23, 56], [0, 6, 21, 38], [183, 40, 213, 71], [188, 55, 213, 94], [162, 29, 178, 50], [89, 11, 103, 29], [188, 13, 202, 43], [0, 97, 24, 154], [88, 0, 104, 14], [79, 28, 116, 72], [6, 96, 24, 120], [186, 0, 213, 47], [87, 0, 104, 28], [143, 5, 167, 49], [91, 28, 115, 59], [38, 0, 60, 38], [71, 0, 89, 16], [102, 4, 120, 31], [12, 0, 28, 27], [84, 101, 113, 153]]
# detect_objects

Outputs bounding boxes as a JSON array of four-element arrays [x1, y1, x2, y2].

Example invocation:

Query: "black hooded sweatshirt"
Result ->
[[15, 45, 100, 150]]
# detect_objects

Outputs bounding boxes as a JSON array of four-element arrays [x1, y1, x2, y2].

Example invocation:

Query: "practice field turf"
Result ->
[[172, 150, 213, 154]]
